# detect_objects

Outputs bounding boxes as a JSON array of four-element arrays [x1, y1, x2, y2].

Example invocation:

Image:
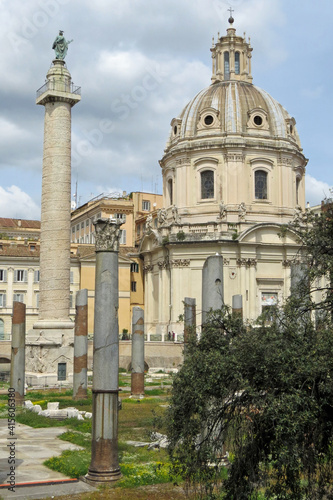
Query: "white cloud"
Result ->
[[305, 174, 332, 207], [0, 186, 40, 219], [97, 50, 152, 80], [0, 118, 31, 144]]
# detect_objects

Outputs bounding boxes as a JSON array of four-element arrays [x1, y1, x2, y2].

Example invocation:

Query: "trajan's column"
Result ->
[[27, 32, 81, 383]]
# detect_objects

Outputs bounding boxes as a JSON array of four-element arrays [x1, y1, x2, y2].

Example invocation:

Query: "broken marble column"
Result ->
[[232, 294, 243, 318], [202, 255, 224, 324], [86, 219, 122, 484], [73, 289, 88, 400], [184, 297, 196, 355], [10, 302, 26, 406], [131, 307, 145, 397]]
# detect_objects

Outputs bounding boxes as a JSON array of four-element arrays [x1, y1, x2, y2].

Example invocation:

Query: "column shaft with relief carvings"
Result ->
[[35, 59, 80, 329]]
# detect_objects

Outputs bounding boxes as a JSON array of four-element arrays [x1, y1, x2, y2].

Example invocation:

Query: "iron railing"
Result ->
[[36, 80, 81, 99]]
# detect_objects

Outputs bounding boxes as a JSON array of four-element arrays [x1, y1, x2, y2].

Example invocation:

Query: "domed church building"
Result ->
[[140, 17, 307, 340]]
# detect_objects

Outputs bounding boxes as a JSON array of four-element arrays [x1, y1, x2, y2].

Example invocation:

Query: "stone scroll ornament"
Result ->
[[93, 219, 123, 252], [52, 30, 73, 60]]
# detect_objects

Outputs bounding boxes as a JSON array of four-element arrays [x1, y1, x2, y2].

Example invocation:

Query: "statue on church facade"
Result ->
[[52, 31, 73, 60]]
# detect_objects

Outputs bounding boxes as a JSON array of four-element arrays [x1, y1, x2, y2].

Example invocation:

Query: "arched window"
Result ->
[[201, 170, 214, 199], [296, 177, 301, 205], [235, 52, 240, 75], [224, 52, 230, 79], [168, 179, 173, 206], [255, 170, 268, 200], [0, 319, 4, 340]]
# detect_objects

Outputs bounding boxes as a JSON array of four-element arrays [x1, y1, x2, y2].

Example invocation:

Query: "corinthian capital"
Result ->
[[93, 218, 123, 252]]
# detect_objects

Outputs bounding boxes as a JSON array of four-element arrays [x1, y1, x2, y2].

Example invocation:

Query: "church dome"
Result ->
[[165, 21, 302, 154], [159, 19, 307, 224], [166, 80, 302, 150]]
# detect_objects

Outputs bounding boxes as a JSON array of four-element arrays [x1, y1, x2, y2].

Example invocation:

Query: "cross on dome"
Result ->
[[228, 7, 234, 24]]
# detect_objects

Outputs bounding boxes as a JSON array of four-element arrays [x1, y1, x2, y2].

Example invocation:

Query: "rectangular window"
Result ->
[[58, 363, 67, 381], [261, 292, 278, 323], [0, 294, 6, 308], [142, 200, 150, 211], [86, 219, 89, 227], [72, 226, 75, 233], [201, 170, 214, 199], [69, 293, 74, 308], [137, 224, 141, 236], [255, 170, 268, 200], [131, 263, 139, 273], [235, 51, 240, 75], [14, 270, 27, 282], [120, 230, 127, 245], [115, 213, 126, 221], [224, 51, 230, 78], [70, 271, 74, 284], [81, 222, 84, 229], [0, 270, 7, 282], [131, 281, 137, 292], [34, 270, 40, 283], [76, 224, 79, 231], [36, 293, 39, 308], [13, 293, 24, 304]]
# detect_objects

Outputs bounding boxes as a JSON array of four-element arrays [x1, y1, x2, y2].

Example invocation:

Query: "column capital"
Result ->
[[93, 219, 123, 252]]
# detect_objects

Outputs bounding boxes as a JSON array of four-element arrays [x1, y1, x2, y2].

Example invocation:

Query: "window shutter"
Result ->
[[3, 294, 6, 307], [14, 270, 17, 282], [123, 230, 127, 245], [3, 270, 7, 282], [24, 270, 28, 282], [70, 271, 74, 284], [34, 270, 39, 282], [36, 293, 39, 308]]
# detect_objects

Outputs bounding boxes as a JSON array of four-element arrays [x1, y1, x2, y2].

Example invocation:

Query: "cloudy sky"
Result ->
[[0, 0, 332, 218]]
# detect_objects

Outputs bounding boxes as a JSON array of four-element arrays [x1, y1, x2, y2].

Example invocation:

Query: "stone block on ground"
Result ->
[[31, 404, 42, 413], [47, 402, 59, 410], [39, 410, 50, 417]]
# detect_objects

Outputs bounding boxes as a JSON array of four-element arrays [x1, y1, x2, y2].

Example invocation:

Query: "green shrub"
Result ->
[[176, 231, 186, 241]]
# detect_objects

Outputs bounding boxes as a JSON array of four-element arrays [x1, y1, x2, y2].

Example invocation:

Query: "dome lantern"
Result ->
[[211, 15, 253, 84]]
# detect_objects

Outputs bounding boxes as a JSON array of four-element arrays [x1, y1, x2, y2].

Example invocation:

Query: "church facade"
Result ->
[[140, 19, 307, 340]]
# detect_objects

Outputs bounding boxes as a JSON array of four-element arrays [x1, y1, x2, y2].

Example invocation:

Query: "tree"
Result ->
[[166, 203, 333, 499], [283, 200, 333, 317]]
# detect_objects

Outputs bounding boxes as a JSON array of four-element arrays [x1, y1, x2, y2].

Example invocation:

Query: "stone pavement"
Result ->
[[0, 420, 96, 499]]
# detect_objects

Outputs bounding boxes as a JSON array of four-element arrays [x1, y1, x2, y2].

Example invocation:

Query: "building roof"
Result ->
[[0, 218, 40, 230], [165, 81, 301, 151], [165, 22, 302, 154], [0, 243, 40, 258]]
